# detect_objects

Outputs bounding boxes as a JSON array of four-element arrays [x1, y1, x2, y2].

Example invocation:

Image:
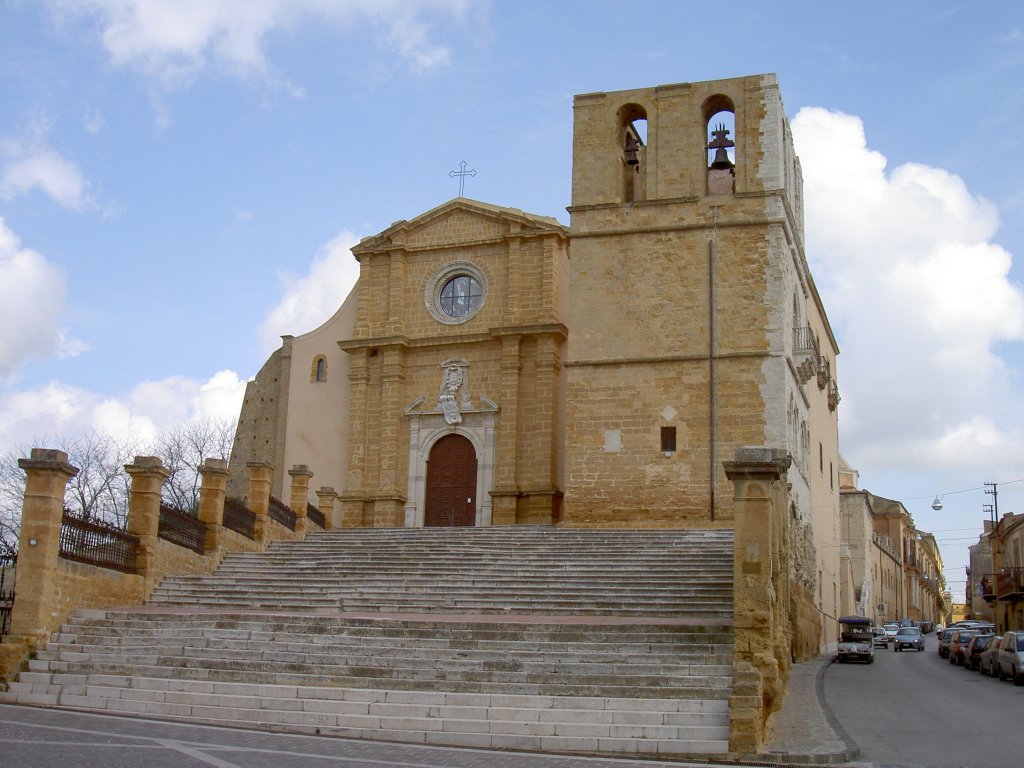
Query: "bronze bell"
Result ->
[[624, 135, 640, 166], [709, 146, 734, 170]]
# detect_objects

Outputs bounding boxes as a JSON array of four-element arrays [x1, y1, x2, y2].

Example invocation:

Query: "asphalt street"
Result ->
[[824, 637, 1024, 768]]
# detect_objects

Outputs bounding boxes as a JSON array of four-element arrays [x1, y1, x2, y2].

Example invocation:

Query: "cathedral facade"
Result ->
[[229, 74, 842, 640]]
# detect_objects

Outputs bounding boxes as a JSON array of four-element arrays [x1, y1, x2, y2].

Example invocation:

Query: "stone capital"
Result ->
[[18, 448, 78, 479]]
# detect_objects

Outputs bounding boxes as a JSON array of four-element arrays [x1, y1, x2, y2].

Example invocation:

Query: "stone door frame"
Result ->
[[404, 398, 498, 528]]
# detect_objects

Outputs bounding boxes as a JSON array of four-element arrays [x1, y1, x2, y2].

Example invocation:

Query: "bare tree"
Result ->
[[0, 417, 238, 552], [155, 418, 235, 514], [0, 448, 27, 556]]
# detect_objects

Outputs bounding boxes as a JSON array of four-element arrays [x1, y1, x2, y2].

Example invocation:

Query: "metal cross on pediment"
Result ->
[[449, 161, 477, 197]]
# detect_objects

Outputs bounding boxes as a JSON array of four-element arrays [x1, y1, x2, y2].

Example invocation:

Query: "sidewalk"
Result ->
[[762, 655, 860, 765]]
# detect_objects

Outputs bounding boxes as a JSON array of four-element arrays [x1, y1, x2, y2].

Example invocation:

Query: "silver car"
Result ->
[[997, 631, 1024, 684], [894, 626, 924, 652]]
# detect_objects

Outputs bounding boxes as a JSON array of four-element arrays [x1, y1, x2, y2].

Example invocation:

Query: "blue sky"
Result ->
[[2, 0, 1023, 593]]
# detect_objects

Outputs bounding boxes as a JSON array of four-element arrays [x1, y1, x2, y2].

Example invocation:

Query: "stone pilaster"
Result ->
[[288, 464, 314, 537], [197, 458, 229, 555], [9, 449, 79, 645], [125, 456, 171, 583], [246, 462, 274, 547], [342, 348, 369, 527], [491, 334, 521, 525], [375, 345, 406, 527], [723, 446, 791, 755], [316, 486, 337, 530]]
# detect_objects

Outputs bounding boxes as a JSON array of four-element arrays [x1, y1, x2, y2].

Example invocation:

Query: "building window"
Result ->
[[618, 102, 647, 203], [660, 426, 676, 454], [311, 355, 327, 383], [704, 94, 736, 195], [425, 261, 488, 325], [440, 275, 483, 318]]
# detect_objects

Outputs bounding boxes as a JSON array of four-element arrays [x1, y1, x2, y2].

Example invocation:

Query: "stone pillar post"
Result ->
[[316, 486, 337, 530], [197, 458, 229, 556], [246, 462, 274, 547], [723, 446, 791, 755], [124, 456, 171, 583], [9, 449, 79, 645], [288, 465, 313, 538]]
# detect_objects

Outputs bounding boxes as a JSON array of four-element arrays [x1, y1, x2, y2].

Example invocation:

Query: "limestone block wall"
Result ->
[[52, 559, 145, 623], [229, 344, 291, 499]]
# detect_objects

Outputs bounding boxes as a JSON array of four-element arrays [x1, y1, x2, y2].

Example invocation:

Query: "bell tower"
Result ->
[[563, 73, 809, 526]]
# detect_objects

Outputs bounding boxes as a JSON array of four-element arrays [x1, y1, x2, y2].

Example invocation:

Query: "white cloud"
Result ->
[[0, 218, 82, 377], [50, 0, 469, 89], [258, 230, 361, 353], [0, 124, 90, 210], [0, 371, 247, 454], [792, 107, 1024, 475]]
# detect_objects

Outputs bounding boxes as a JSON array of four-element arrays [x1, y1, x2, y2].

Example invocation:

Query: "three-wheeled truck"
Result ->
[[836, 615, 875, 663]]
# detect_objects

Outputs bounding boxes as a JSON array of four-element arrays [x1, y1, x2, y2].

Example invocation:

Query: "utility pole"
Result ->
[[985, 482, 1002, 632]]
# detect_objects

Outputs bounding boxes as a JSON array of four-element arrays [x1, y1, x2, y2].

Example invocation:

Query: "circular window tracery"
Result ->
[[425, 261, 488, 325]]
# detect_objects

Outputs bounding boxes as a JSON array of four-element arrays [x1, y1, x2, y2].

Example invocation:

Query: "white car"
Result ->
[[883, 623, 900, 643]]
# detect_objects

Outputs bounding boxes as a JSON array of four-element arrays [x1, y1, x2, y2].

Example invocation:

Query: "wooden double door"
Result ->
[[424, 434, 477, 527]]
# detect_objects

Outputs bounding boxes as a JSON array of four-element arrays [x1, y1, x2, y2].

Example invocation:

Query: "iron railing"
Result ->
[[0, 553, 15, 637], [268, 496, 296, 531], [223, 497, 256, 540], [995, 567, 1024, 600], [158, 503, 206, 555], [793, 326, 820, 357], [307, 502, 326, 529], [59, 509, 138, 574]]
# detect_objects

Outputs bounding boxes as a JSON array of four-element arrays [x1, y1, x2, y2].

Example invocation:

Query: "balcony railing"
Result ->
[[995, 567, 1024, 600], [793, 327, 820, 384]]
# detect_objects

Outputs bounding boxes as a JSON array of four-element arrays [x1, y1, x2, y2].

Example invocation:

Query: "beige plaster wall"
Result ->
[[282, 286, 359, 512]]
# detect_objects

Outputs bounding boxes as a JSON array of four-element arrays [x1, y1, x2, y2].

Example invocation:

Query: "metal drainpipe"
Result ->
[[708, 237, 717, 522]]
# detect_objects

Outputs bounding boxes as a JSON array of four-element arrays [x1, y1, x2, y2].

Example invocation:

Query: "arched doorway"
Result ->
[[424, 434, 478, 527]]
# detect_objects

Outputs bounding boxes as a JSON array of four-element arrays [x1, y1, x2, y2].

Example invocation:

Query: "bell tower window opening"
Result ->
[[703, 95, 735, 195], [618, 103, 647, 203]]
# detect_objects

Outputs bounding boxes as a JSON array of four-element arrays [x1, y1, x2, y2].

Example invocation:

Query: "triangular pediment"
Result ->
[[352, 198, 566, 257]]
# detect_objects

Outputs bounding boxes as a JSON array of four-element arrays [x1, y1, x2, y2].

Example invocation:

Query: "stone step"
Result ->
[[17, 661, 731, 699], [55, 613, 733, 638], [6, 526, 736, 758], [44, 629, 730, 652], [0, 679, 729, 754]]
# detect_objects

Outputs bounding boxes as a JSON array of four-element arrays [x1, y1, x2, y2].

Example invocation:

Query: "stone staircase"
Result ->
[[1, 526, 735, 757]]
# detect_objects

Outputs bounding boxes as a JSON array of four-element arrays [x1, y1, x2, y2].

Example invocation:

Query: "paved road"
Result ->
[[825, 638, 1024, 768], [0, 704, 734, 768]]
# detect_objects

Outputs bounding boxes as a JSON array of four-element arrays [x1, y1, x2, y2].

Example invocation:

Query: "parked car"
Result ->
[[894, 626, 924, 652], [965, 633, 995, 670], [872, 626, 888, 648], [883, 623, 900, 644], [980, 635, 1003, 677], [937, 627, 957, 658], [949, 629, 981, 666], [996, 631, 1024, 684]]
